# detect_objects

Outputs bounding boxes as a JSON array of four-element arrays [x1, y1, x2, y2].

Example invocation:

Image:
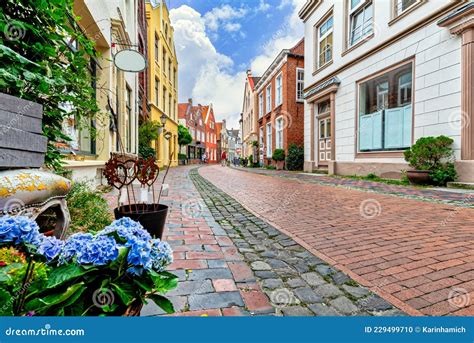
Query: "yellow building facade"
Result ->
[[146, 1, 179, 168]]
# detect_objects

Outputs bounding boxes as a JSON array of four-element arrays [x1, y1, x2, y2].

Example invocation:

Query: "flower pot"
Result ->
[[114, 204, 168, 239], [275, 160, 285, 170], [406, 170, 431, 185]]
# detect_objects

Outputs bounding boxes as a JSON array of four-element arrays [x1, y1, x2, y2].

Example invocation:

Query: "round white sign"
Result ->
[[114, 49, 147, 72]]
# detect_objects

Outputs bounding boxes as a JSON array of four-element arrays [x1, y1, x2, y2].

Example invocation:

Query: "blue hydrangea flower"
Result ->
[[58, 233, 94, 264], [150, 239, 173, 272], [37, 235, 65, 261], [76, 235, 119, 266], [99, 217, 151, 243], [0, 215, 41, 246], [126, 236, 152, 269]]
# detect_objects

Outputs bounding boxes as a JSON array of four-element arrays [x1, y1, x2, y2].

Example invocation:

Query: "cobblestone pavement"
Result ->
[[199, 165, 474, 316], [229, 166, 474, 207], [140, 166, 403, 316]]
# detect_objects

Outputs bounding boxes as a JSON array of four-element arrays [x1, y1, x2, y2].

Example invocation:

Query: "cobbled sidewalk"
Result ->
[[188, 168, 403, 316]]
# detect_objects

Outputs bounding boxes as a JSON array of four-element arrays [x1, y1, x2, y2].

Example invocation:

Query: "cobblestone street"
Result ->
[[198, 165, 474, 316], [141, 166, 403, 316]]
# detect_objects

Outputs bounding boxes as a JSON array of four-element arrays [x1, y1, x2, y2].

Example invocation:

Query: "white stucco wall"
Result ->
[[303, 1, 463, 164]]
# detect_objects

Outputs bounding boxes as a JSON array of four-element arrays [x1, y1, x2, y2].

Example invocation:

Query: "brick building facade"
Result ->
[[255, 38, 305, 167]]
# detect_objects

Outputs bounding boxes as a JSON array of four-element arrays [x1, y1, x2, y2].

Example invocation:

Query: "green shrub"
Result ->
[[265, 165, 276, 170], [178, 153, 187, 160], [286, 144, 304, 171], [404, 136, 457, 186], [66, 182, 113, 235], [252, 140, 258, 147], [366, 173, 377, 180], [272, 149, 285, 162], [139, 145, 156, 159]]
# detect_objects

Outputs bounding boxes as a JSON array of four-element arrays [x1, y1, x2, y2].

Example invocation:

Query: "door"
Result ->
[[318, 117, 331, 165]]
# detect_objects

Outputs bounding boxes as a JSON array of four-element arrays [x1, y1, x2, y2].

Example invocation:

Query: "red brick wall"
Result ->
[[256, 55, 304, 166]]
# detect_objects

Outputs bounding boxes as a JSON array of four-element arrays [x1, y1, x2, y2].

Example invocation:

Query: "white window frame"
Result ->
[[259, 126, 264, 146], [266, 123, 272, 157], [275, 73, 283, 107], [296, 68, 305, 102], [348, 0, 373, 47], [317, 15, 333, 68], [395, 0, 419, 16], [258, 93, 264, 118], [266, 85, 272, 113], [376, 81, 389, 111], [275, 117, 284, 149]]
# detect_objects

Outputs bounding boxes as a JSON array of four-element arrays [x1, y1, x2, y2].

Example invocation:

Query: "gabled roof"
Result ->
[[178, 103, 188, 119]]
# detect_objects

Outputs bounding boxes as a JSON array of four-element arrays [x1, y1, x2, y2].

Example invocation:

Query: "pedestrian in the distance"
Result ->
[[221, 151, 227, 167]]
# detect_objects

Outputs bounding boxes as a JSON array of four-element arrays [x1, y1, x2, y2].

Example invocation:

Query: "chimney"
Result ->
[[188, 98, 193, 106]]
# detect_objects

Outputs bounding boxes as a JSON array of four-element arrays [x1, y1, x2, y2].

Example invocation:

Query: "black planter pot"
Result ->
[[406, 170, 431, 185], [114, 204, 168, 239]]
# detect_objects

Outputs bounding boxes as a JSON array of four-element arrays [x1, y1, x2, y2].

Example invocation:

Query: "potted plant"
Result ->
[[272, 149, 286, 170], [404, 136, 457, 186], [0, 215, 177, 316], [178, 153, 188, 166]]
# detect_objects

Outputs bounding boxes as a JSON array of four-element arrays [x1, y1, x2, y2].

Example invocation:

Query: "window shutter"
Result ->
[[384, 108, 404, 148], [403, 104, 412, 147]]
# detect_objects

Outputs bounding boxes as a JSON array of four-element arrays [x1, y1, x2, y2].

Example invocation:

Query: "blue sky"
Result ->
[[168, 0, 304, 128]]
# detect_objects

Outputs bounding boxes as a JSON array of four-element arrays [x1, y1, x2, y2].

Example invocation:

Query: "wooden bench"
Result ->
[[0, 92, 71, 238]]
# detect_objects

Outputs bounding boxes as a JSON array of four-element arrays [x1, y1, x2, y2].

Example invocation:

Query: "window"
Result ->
[[358, 62, 413, 152], [162, 87, 166, 113], [276, 74, 283, 106], [317, 15, 333, 67], [395, 0, 418, 16], [259, 127, 264, 146], [266, 123, 272, 157], [266, 85, 272, 113], [169, 94, 172, 118], [258, 93, 264, 118], [154, 33, 159, 62], [126, 86, 132, 152], [297, 68, 304, 101], [162, 48, 166, 75], [275, 117, 283, 149], [349, 0, 373, 47], [168, 59, 172, 80], [155, 78, 159, 105]]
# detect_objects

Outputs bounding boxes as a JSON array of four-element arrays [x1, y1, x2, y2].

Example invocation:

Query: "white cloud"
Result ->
[[170, 5, 244, 129], [203, 4, 247, 33], [257, 0, 271, 12], [170, 0, 305, 129]]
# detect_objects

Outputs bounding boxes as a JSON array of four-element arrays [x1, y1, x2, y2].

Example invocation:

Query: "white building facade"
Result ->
[[299, 0, 474, 182]]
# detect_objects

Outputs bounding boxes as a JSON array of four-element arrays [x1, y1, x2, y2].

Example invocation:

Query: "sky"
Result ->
[[168, 0, 305, 130]]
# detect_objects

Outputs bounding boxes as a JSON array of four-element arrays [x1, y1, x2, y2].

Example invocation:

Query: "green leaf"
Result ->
[[147, 294, 175, 314], [133, 279, 153, 292], [0, 287, 13, 316], [47, 264, 97, 288], [39, 282, 85, 306], [150, 270, 178, 293], [111, 283, 136, 306]]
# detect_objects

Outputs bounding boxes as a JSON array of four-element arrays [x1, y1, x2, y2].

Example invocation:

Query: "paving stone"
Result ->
[[314, 284, 344, 299], [244, 253, 260, 261], [255, 271, 279, 279], [293, 287, 323, 304], [188, 291, 244, 311], [208, 260, 227, 269], [281, 306, 313, 316], [316, 265, 336, 276], [357, 295, 394, 311], [331, 272, 351, 285], [287, 278, 307, 288], [265, 258, 289, 269], [188, 268, 233, 281], [301, 272, 326, 286], [168, 280, 213, 296], [261, 278, 284, 290], [251, 261, 272, 271], [261, 250, 279, 258], [330, 296, 359, 315], [141, 295, 187, 316], [342, 285, 370, 299], [308, 303, 341, 316], [228, 262, 256, 282]]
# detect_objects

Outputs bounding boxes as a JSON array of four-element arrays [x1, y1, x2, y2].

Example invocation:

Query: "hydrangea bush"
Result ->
[[0, 216, 177, 316]]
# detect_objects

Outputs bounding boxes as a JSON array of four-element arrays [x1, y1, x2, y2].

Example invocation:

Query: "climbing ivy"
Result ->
[[0, 0, 99, 171]]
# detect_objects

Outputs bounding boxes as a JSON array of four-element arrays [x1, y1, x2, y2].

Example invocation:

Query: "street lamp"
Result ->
[[160, 113, 167, 126]]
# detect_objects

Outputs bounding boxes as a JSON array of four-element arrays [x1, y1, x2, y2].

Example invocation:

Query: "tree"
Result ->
[[178, 124, 192, 154], [0, 0, 99, 171]]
